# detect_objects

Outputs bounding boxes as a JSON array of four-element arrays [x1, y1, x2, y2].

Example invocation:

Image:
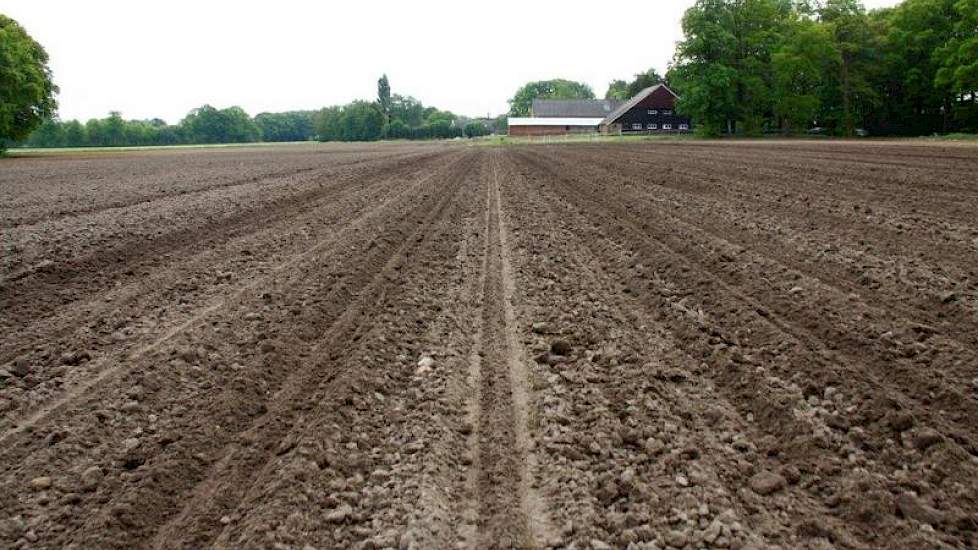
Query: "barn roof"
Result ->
[[600, 84, 679, 125], [531, 99, 623, 118], [508, 117, 604, 127]]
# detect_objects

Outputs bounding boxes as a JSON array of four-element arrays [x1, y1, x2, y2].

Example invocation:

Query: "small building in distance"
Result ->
[[507, 84, 691, 136], [507, 117, 607, 136], [599, 84, 691, 134]]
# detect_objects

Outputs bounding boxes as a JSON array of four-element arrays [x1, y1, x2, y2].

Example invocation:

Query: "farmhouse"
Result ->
[[507, 84, 692, 136]]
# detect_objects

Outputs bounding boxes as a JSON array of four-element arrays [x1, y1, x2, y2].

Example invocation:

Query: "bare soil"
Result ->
[[1, 140, 976, 549]]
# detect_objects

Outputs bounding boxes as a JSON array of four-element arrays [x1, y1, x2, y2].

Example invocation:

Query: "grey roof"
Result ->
[[531, 99, 624, 118], [601, 84, 679, 126]]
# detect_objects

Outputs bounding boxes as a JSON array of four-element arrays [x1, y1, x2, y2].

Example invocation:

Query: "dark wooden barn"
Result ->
[[599, 85, 692, 134]]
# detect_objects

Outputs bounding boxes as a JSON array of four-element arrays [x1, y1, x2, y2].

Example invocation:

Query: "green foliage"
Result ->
[[24, 106, 266, 148], [605, 69, 665, 100], [315, 101, 385, 141], [180, 105, 260, 144], [935, 0, 978, 92], [669, 0, 977, 136], [389, 94, 425, 127], [377, 74, 391, 120], [494, 114, 508, 133], [384, 119, 410, 140], [464, 121, 489, 138], [508, 79, 595, 116], [254, 111, 315, 142], [772, 18, 835, 130], [0, 15, 58, 152], [605, 80, 629, 100]]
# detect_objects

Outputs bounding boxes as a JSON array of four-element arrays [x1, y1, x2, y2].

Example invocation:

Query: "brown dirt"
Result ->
[[1, 140, 976, 549]]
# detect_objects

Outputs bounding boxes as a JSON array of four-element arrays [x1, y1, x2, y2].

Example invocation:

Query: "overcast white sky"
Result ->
[[4, 0, 902, 123]]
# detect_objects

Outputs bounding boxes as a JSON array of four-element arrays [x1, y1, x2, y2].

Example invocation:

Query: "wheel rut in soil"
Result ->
[[468, 151, 550, 549]]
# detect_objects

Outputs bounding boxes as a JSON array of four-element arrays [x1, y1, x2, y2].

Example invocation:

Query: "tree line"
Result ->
[[23, 106, 305, 148], [19, 75, 489, 148], [665, 0, 977, 136], [313, 75, 489, 142]]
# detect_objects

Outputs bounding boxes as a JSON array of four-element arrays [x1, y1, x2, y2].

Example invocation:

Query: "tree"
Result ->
[[340, 101, 385, 141], [820, 0, 880, 136], [605, 80, 630, 100], [935, 0, 978, 130], [0, 15, 58, 152], [873, 0, 958, 134], [315, 102, 385, 142], [385, 119, 410, 139], [606, 68, 666, 100], [255, 111, 316, 141], [772, 18, 835, 130], [508, 79, 595, 116], [27, 118, 64, 147], [314, 106, 343, 141], [670, 0, 741, 135], [377, 74, 391, 121], [63, 120, 86, 146], [494, 114, 508, 134], [389, 94, 425, 127], [180, 105, 260, 143], [464, 121, 489, 138]]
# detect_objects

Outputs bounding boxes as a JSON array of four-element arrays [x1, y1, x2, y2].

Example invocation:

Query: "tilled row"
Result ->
[[510, 146, 977, 548], [560, 145, 978, 334], [0, 150, 474, 549], [496, 152, 836, 549], [0, 148, 442, 344], [0, 150, 455, 431]]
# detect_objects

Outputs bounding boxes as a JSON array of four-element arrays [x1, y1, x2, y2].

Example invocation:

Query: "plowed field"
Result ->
[[1, 141, 976, 549]]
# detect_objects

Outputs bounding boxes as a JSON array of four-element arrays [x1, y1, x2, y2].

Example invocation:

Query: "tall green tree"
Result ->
[[180, 105, 260, 143], [875, 0, 958, 133], [935, 0, 978, 130], [254, 111, 316, 141], [508, 79, 595, 116], [377, 74, 391, 121], [0, 15, 58, 152], [820, 0, 880, 136], [670, 0, 741, 135], [772, 18, 835, 130]]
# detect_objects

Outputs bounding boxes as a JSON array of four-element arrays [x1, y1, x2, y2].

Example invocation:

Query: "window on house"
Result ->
[[632, 123, 642, 130], [648, 109, 658, 115], [663, 124, 673, 130], [663, 110, 673, 115], [648, 123, 658, 130], [679, 123, 689, 130]]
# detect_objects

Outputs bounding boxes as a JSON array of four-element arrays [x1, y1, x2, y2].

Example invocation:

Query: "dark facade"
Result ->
[[601, 86, 692, 134]]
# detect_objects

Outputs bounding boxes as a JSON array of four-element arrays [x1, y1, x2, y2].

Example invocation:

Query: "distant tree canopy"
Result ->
[[464, 120, 490, 138], [0, 15, 58, 152], [181, 105, 260, 143], [22, 105, 267, 148], [668, 0, 978, 136], [314, 76, 469, 142], [314, 101, 385, 142], [254, 111, 316, 142], [605, 69, 665, 100], [508, 79, 595, 116], [377, 74, 392, 121]]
